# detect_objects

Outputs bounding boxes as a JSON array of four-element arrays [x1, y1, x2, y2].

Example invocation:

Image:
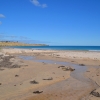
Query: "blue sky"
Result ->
[[0, 0, 100, 46]]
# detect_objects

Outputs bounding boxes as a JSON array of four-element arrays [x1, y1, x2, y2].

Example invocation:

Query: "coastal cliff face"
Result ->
[[0, 41, 48, 46]]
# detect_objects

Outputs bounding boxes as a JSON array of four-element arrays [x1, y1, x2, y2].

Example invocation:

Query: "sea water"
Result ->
[[10, 46, 100, 51]]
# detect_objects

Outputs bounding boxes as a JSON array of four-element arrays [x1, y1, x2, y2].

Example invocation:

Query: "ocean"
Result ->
[[10, 46, 100, 51]]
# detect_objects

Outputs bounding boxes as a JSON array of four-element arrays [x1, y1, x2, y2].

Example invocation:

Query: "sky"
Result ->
[[0, 0, 100, 46]]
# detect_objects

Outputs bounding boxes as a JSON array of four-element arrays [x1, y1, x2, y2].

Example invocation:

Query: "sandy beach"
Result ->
[[0, 48, 100, 100]]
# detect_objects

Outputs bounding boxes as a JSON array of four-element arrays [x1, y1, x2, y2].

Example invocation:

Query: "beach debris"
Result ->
[[0, 83, 2, 85], [58, 66, 65, 68], [58, 65, 75, 71], [0, 56, 13, 68], [62, 67, 75, 71], [14, 85, 16, 86], [90, 89, 100, 97], [42, 62, 46, 64], [11, 64, 21, 68], [79, 64, 85, 66], [0, 55, 21, 68], [86, 71, 90, 72], [15, 75, 19, 77], [30, 80, 39, 84], [33, 91, 43, 94], [0, 69, 4, 71], [23, 65, 28, 66], [43, 77, 53, 80]]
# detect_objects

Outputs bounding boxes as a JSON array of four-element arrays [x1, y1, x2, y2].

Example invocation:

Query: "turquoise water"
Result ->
[[10, 46, 100, 51]]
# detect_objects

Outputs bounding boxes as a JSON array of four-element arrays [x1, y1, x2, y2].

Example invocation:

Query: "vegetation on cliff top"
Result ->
[[0, 41, 48, 46]]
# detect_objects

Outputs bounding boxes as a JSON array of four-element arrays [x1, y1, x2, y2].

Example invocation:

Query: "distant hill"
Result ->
[[0, 41, 48, 46]]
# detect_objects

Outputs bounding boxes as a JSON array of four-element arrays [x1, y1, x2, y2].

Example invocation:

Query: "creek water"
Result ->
[[19, 55, 98, 100], [19, 56, 89, 82]]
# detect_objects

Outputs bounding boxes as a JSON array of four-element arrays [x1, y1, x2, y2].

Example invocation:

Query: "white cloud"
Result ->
[[0, 14, 5, 18], [0, 21, 2, 25], [30, 0, 47, 8]]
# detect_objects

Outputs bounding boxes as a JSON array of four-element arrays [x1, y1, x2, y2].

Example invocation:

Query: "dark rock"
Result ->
[[0, 83, 2, 85], [30, 80, 39, 84], [33, 91, 43, 94], [43, 77, 53, 80], [69, 68, 75, 71], [62, 67, 75, 71], [15, 75, 19, 77], [58, 66, 65, 68], [79, 64, 85, 66], [90, 89, 100, 97]]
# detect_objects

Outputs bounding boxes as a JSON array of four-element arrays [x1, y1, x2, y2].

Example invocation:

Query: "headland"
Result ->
[[0, 41, 48, 46]]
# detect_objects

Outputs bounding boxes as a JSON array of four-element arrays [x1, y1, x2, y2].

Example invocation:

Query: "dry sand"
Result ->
[[0, 48, 100, 100], [2, 48, 100, 60]]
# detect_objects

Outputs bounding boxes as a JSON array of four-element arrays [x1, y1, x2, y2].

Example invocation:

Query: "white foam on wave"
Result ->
[[89, 50, 100, 52]]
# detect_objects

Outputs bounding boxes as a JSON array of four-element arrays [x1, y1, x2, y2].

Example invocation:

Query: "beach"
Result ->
[[0, 48, 100, 100]]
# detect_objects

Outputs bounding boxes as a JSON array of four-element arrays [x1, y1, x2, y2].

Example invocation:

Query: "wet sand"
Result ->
[[0, 49, 100, 100]]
